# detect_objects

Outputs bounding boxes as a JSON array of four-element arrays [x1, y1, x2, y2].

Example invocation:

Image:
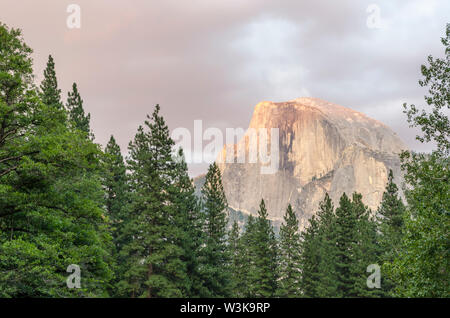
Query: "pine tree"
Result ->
[[377, 169, 405, 295], [332, 192, 381, 297], [103, 135, 129, 296], [236, 215, 256, 297], [40, 55, 63, 111], [67, 82, 91, 138], [171, 148, 204, 297], [248, 199, 278, 298], [199, 162, 231, 297], [277, 204, 302, 297], [334, 192, 357, 296], [119, 105, 187, 297], [315, 193, 339, 297], [104, 135, 128, 238], [350, 193, 381, 297], [299, 214, 321, 297], [228, 220, 241, 296]]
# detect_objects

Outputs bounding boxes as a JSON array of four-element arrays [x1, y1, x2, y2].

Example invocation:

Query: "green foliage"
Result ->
[[0, 23, 113, 297], [199, 162, 231, 297], [403, 24, 449, 156], [348, 193, 381, 297], [118, 105, 187, 297], [103, 135, 129, 296], [377, 170, 406, 295], [299, 214, 321, 297], [300, 195, 339, 297], [300, 192, 380, 298], [390, 152, 449, 297], [246, 199, 278, 298], [67, 82, 92, 138], [390, 24, 450, 298], [334, 193, 357, 296], [233, 215, 256, 297], [171, 148, 204, 297], [228, 220, 241, 296], [40, 55, 63, 112], [277, 204, 302, 297], [314, 194, 339, 297], [1, 20, 448, 299]]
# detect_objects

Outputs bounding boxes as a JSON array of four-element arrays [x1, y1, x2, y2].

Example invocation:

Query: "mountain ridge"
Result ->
[[197, 97, 407, 230]]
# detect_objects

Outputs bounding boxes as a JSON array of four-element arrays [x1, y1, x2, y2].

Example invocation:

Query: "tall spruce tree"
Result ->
[[315, 193, 339, 297], [67, 82, 91, 138], [228, 220, 241, 296], [119, 105, 187, 297], [331, 192, 381, 297], [300, 214, 321, 297], [277, 204, 302, 297], [236, 215, 257, 297], [248, 199, 278, 298], [40, 55, 63, 111], [104, 135, 128, 240], [199, 162, 231, 297], [103, 135, 129, 295], [350, 193, 381, 297], [171, 148, 204, 297], [334, 192, 357, 297], [377, 170, 405, 295]]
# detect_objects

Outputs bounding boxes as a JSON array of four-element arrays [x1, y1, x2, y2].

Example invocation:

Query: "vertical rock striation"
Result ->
[[216, 97, 407, 229]]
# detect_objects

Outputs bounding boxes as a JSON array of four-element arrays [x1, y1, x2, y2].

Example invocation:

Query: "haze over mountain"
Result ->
[[206, 97, 408, 229]]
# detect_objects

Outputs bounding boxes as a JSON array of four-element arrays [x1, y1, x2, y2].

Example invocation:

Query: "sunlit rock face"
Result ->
[[216, 97, 407, 230]]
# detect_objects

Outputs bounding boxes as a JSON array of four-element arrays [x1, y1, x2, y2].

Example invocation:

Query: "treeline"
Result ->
[[227, 176, 403, 298], [0, 22, 448, 298]]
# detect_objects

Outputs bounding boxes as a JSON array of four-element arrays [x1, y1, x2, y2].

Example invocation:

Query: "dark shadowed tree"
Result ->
[[247, 199, 278, 298], [377, 170, 406, 295], [119, 105, 187, 297], [67, 82, 92, 138], [199, 162, 231, 297], [277, 204, 302, 297], [40, 55, 63, 111]]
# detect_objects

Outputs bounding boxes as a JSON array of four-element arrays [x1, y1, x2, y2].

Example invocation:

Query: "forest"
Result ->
[[0, 21, 448, 298]]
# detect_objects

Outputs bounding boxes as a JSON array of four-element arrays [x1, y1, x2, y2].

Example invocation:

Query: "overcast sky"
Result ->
[[1, 0, 448, 175]]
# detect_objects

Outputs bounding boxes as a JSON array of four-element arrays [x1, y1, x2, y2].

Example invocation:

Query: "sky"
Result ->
[[1, 0, 448, 176]]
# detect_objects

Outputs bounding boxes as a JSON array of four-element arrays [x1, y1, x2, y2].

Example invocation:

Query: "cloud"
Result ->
[[0, 0, 448, 176]]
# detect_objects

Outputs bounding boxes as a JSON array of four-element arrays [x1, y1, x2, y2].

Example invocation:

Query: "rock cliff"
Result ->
[[215, 97, 407, 229]]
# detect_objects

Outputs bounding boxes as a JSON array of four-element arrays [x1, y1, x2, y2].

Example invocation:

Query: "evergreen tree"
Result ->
[[299, 214, 321, 297], [199, 162, 231, 297], [331, 192, 381, 297], [228, 220, 241, 296], [119, 105, 187, 297], [40, 55, 63, 111], [171, 148, 204, 297], [104, 135, 128, 239], [277, 204, 302, 297], [300, 192, 380, 298], [334, 192, 357, 296], [103, 135, 129, 296], [248, 199, 278, 298], [350, 193, 381, 297], [377, 170, 405, 295], [0, 23, 113, 297], [67, 82, 92, 138], [315, 193, 339, 297], [235, 215, 256, 297]]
